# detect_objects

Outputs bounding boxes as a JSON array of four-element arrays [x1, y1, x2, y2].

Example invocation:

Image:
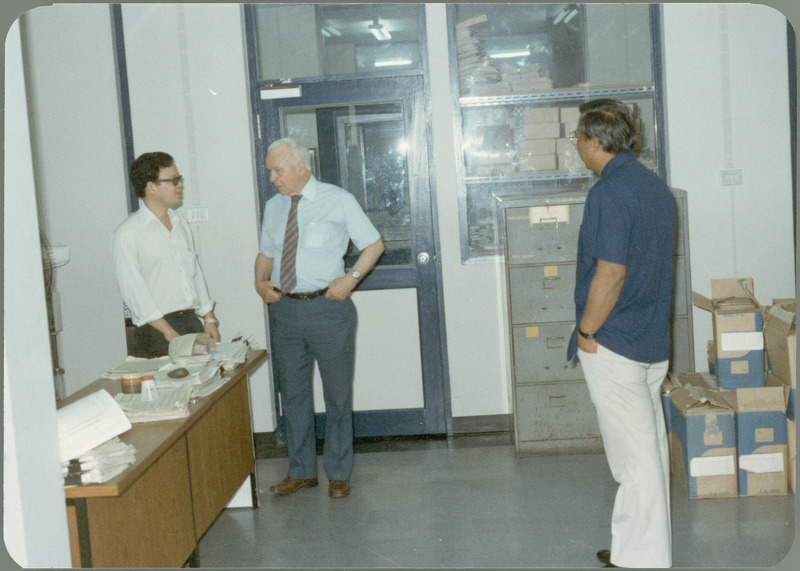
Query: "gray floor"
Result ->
[[197, 435, 797, 569]]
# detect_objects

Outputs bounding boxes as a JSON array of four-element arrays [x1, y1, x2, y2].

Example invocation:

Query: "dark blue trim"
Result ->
[[316, 410, 433, 439], [111, 4, 137, 213]]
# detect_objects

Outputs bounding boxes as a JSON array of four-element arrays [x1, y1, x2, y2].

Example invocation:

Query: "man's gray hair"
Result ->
[[268, 137, 311, 170]]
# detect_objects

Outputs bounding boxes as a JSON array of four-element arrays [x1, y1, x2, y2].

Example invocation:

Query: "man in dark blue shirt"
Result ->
[[567, 99, 675, 568]]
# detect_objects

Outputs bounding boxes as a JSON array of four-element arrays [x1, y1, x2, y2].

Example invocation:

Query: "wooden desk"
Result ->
[[62, 349, 267, 568]]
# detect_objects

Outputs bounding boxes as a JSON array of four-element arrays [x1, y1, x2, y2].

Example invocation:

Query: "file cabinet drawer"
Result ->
[[512, 323, 583, 383], [506, 203, 583, 266], [514, 380, 601, 444], [509, 264, 576, 324]]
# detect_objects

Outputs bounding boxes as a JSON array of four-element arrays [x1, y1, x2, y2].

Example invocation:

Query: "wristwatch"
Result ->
[[349, 269, 362, 280], [578, 328, 598, 340]]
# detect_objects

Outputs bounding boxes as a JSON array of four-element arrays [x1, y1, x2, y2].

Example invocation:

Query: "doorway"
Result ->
[[256, 76, 450, 439]]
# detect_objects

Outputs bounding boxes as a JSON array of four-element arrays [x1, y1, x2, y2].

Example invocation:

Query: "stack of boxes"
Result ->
[[664, 278, 795, 498], [515, 106, 581, 174]]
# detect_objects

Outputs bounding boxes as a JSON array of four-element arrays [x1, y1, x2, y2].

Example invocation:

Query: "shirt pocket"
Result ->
[[303, 221, 335, 249]]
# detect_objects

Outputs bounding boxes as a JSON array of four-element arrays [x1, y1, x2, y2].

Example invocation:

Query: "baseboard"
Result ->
[[451, 413, 513, 435], [252, 414, 513, 459]]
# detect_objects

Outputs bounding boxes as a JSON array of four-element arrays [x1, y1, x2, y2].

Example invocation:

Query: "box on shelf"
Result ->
[[764, 304, 796, 419], [692, 278, 765, 390], [730, 386, 788, 496], [518, 138, 555, 157], [522, 107, 560, 124], [518, 154, 557, 172], [669, 384, 738, 498], [522, 122, 561, 140], [559, 106, 581, 124]]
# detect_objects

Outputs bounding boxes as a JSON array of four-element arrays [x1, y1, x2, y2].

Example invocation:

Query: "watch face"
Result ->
[[351, 270, 361, 279]]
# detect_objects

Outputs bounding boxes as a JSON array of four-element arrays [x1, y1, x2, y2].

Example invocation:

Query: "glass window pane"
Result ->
[[280, 103, 412, 267], [253, 4, 422, 81]]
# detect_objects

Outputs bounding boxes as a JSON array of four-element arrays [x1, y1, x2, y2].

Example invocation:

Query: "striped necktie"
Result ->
[[279, 194, 301, 292]]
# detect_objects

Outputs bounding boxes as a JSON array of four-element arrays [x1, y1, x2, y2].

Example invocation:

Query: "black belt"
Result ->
[[277, 287, 329, 300], [164, 309, 196, 318]]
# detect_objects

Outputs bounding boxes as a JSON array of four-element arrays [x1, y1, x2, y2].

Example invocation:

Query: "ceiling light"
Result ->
[[369, 18, 391, 41], [324, 22, 342, 36], [564, 8, 579, 24], [488, 48, 531, 60], [375, 58, 412, 67], [553, 8, 569, 25], [321, 28, 331, 38]]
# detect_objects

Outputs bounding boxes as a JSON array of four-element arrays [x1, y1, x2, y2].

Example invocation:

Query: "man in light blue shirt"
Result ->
[[255, 138, 384, 498]]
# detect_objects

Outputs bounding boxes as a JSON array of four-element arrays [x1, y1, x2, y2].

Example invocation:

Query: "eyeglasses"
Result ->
[[568, 131, 579, 144], [155, 175, 184, 186]]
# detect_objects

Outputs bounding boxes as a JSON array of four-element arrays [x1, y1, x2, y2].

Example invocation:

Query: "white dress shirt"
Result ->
[[111, 200, 214, 326], [258, 176, 381, 293]]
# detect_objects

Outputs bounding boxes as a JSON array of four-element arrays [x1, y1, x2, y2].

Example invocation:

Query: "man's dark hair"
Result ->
[[578, 99, 639, 155], [129, 152, 174, 198]]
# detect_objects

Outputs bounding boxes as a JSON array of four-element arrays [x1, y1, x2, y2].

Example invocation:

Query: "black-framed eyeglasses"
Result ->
[[155, 175, 184, 185]]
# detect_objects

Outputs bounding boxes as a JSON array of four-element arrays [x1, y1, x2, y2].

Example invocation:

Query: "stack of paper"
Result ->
[[456, 14, 502, 96], [213, 340, 249, 371], [103, 356, 170, 380], [169, 333, 217, 366], [62, 437, 137, 486], [57, 389, 132, 463], [113, 384, 192, 423]]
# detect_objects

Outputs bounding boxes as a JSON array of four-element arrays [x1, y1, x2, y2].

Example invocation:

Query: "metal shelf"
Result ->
[[460, 84, 655, 108]]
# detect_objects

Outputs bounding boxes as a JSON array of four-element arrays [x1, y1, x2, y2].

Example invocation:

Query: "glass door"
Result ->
[[257, 76, 449, 438]]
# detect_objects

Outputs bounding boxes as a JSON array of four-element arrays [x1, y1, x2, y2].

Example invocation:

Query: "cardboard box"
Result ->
[[693, 278, 765, 389], [517, 139, 555, 157], [523, 122, 561, 139], [731, 387, 788, 496], [560, 106, 581, 123], [522, 107, 560, 124], [669, 385, 738, 498], [707, 340, 716, 375], [764, 305, 796, 420], [517, 154, 556, 172], [678, 371, 719, 390]]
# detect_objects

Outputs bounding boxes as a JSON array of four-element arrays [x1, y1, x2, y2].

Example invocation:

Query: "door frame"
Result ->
[[243, 5, 453, 439]]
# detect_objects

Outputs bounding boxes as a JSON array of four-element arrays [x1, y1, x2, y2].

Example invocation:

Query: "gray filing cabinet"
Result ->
[[498, 188, 693, 456]]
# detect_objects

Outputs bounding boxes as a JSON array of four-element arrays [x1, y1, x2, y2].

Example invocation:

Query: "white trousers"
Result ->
[[578, 344, 672, 568]]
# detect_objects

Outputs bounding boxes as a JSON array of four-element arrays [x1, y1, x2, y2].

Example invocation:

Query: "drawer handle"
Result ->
[[546, 336, 564, 349], [543, 276, 562, 289], [549, 395, 568, 408], [538, 217, 558, 228]]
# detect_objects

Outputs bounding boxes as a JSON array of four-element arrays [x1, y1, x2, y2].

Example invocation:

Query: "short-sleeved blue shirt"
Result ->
[[567, 152, 675, 363]]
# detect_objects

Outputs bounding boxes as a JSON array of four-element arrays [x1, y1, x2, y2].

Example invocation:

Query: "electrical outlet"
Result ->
[[721, 169, 743, 186], [186, 207, 209, 223]]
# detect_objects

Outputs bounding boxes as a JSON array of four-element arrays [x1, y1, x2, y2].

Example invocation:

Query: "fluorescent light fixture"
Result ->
[[324, 22, 342, 36], [321, 28, 331, 38], [374, 58, 413, 67], [564, 8, 579, 24], [369, 18, 391, 41], [488, 48, 531, 60], [553, 8, 569, 25]]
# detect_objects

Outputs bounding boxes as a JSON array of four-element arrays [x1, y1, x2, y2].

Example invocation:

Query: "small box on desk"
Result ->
[[693, 278, 765, 389], [730, 386, 788, 496], [669, 384, 738, 498]]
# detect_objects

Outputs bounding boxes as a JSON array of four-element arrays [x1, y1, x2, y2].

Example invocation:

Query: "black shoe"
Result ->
[[597, 550, 612, 565]]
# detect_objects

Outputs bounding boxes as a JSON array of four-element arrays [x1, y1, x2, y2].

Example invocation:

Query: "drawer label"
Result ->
[[528, 204, 570, 225], [526, 327, 540, 337]]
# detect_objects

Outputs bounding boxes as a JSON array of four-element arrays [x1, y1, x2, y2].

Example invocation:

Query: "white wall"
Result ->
[[22, 4, 130, 396], [120, 4, 274, 431], [3, 17, 72, 569], [662, 3, 796, 368]]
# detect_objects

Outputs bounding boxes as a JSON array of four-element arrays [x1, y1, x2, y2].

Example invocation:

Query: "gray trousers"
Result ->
[[269, 295, 356, 481]]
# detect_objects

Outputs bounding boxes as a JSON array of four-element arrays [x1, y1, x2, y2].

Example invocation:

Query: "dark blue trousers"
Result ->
[[269, 295, 357, 481]]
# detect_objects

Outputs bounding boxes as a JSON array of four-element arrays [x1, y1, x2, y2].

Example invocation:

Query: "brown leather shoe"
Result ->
[[269, 476, 318, 495], [328, 480, 350, 498]]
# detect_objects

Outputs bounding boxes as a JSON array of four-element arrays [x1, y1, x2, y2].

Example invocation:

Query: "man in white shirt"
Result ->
[[254, 138, 384, 498], [111, 152, 220, 357]]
